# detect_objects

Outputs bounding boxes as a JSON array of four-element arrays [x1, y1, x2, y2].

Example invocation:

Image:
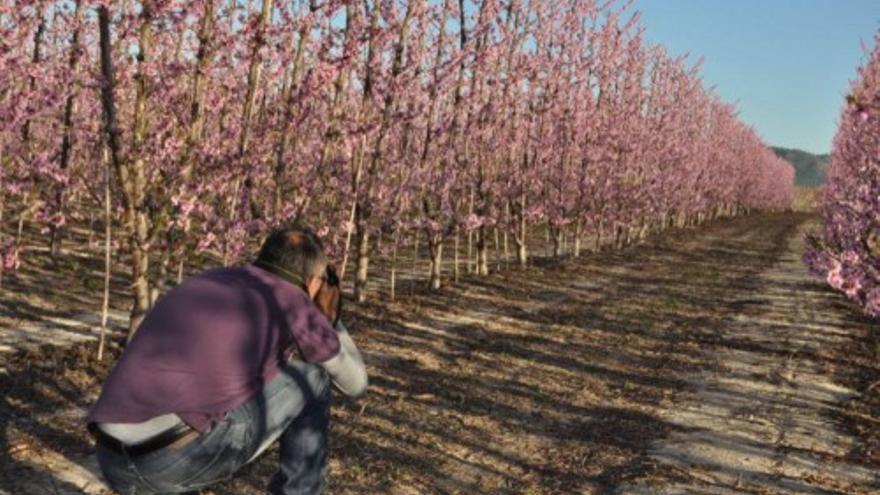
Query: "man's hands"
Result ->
[[314, 265, 342, 327]]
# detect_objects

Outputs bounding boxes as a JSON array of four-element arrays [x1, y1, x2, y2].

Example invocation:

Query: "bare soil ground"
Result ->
[[1, 213, 878, 494], [618, 218, 878, 494]]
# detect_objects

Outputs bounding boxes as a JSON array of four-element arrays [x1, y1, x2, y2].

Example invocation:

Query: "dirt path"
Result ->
[[2, 213, 877, 494], [620, 219, 879, 494]]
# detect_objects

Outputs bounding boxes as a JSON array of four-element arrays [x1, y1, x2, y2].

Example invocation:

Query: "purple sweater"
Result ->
[[87, 264, 341, 432]]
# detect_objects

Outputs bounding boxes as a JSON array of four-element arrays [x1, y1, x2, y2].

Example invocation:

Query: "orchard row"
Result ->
[[807, 34, 880, 318], [0, 1, 794, 331]]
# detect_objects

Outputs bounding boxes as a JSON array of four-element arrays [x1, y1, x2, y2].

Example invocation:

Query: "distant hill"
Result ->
[[771, 147, 829, 186]]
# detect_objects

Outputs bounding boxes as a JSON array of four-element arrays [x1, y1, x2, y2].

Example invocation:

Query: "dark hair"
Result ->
[[255, 225, 328, 285]]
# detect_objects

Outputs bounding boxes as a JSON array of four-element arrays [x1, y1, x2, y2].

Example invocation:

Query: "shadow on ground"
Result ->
[[3, 212, 874, 494]]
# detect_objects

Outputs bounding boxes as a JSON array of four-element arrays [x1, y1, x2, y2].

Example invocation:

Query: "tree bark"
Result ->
[[552, 226, 563, 257], [638, 221, 649, 243], [390, 235, 399, 300], [476, 226, 489, 276], [144, 0, 215, 293], [238, 0, 274, 221], [467, 230, 473, 273], [98, 147, 112, 361], [87, 212, 96, 248], [181, 0, 215, 182], [272, 22, 309, 218], [345, 2, 415, 294], [503, 225, 509, 269], [50, 0, 84, 257], [353, 222, 369, 303], [150, 248, 171, 305], [0, 141, 4, 289], [239, 0, 272, 152], [333, 4, 363, 282], [545, 227, 551, 256], [98, 4, 152, 336], [21, 9, 46, 144], [515, 228, 527, 266], [515, 192, 528, 266], [428, 236, 443, 290], [411, 232, 420, 295], [454, 228, 460, 282], [14, 199, 26, 262]]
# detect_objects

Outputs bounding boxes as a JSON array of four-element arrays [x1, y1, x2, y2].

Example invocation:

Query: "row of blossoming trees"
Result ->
[[1, 0, 793, 332], [807, 34, 880, 318]]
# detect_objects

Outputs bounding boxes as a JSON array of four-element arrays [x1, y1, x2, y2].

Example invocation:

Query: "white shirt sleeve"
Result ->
[[318, 320, 368, 397]]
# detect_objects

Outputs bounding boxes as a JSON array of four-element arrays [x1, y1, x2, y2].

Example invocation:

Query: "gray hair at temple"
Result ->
[[255, 225, 328, 286]]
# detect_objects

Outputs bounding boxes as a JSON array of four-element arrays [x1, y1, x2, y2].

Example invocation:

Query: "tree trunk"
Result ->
[[676, 212, 686, 228], [342, 2, 397, 283], [493, 228, 500, 272], [411, 232, 420, 294], [15, 206, 25, 261], [454, 227, 460, 282], [130, 4, 154, 335], [545, 227, 550, 256], [467, 230, 473, 274], [466, 191, 474, 273], [354, 226, 369, 303], [573, 220, 582, 257], [516, 199, 528, 266], [98, 147, 112, 361], [348, 2, 415, 288], [21, 9, 46, 144], [150, 248, 172, 305], [428, 237, 442, 290], [0, 142, 4, 289], [180, 0, 214, 183], [12, 10, 45, 270], [88, 213, 96, 249], [516, 236, 527, 267], [638, 221, 649, 242], [50, 0, 84, 258], [476, 227, 489, 276], [390, 235, 398, 301], [98, 5, 152, 336], [552, 226, 563, 257], [176, 257, 185, 284], [503, 228, 509, 269], [239, 0, 275, 221], [270, 20, 306, 218], [339, 162, 363, 282]]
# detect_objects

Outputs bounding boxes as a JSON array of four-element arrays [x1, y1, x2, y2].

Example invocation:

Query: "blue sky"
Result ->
[[634, 0, 880, 154]]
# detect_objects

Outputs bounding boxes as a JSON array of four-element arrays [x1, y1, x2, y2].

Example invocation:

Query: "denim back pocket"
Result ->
[[141, 418, 249, 492]]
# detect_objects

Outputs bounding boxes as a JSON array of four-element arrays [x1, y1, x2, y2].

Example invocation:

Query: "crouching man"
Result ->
[[86, 226, 367, 495]]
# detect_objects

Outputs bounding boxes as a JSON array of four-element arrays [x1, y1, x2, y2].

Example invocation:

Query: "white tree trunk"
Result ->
[[98, 148, 112, 361]]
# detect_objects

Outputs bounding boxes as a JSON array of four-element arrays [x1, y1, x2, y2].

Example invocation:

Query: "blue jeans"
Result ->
[[95, 360, 331, 495]]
